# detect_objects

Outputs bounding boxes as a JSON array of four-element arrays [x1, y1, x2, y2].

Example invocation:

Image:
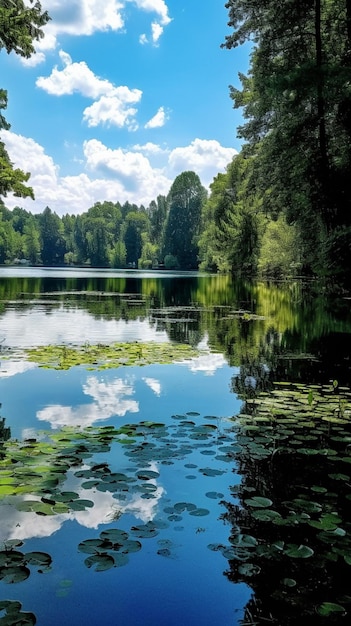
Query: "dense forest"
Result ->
[[1, 1, 351, 283]]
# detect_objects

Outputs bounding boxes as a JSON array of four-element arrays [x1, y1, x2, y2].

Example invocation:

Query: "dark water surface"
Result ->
[[0, 268, 351, 625]]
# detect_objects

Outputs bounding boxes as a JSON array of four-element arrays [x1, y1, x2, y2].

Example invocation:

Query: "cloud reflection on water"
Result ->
[[0, 463, 164, 544], [37, 376, 139, 428]]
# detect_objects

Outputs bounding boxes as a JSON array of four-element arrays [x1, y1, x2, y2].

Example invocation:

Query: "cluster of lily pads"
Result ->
[[2, 375, 351, 623], [23, 341, 202, 371], [220, 380, 351, 622], [0, 540, 51, 585], [0, 600, 36, 626]]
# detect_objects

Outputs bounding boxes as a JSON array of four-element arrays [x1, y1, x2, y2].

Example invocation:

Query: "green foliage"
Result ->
[[200, 155, 262, 275], [0, 212, 21, 263], [23, 217, 41, 264], [39, 207, 66, 265], [123, 211, 149, 267], [110, 239, 127, 268], [0, 0, 50, 58], [164, 254, 180, 270], [258, 215, 301, 278], [0, 2, 50, 202], [0, 136, 34, 200], [148, 195, 167, 248], [162, 171, 207, 269], [223, 0, 351, 281]]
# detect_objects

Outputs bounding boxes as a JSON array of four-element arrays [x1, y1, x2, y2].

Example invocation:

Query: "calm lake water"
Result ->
[[1, 268, 351, 625]]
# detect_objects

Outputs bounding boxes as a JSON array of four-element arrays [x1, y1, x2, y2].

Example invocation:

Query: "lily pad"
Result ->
[[316, 602, 345, 616], [0, 565, 30, 584], [284, 544, 314, 558], [237, 563, 261, 577], [84, 554, 116, 571], [244, 496, 273, 508], [189, 508, 210, 517]]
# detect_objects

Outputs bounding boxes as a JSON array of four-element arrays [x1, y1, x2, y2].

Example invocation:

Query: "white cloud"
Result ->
[[83, 92, 141, 129], [36, 52, 143, 129], [23, 0, 125, 62], [2, 130, 236, 215], [20, 0, 171, 62], [37, 51, 116, 98], [145, 106, 168, 129], [129, 0, 171, 25], [83, 138, 171, 195], [139, 21, 165, 46], [132, 142, 166, 154], [21, 52, 46, 67], [151, 22, 164, 43], [168, 139, 238, 187]]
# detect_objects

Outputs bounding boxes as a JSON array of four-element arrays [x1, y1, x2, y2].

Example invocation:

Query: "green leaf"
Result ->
[[244, 496, 273, 508], [316, 602, 345, 616], [84, 554, 115, 571], [284, 544, 314, 558]]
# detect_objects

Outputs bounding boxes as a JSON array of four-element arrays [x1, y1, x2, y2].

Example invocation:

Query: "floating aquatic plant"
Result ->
[[0, 600, 36, 625], [24, 342, 202, 371], [219, 380, 351, 622]]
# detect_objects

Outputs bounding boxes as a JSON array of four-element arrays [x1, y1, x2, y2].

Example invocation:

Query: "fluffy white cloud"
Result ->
[[36, 51, 113, 98], [37, 52, 143, 128], [83, 138, 171, 195], [145, 106, 168, 129], [21, 0, 171, 62], [129, 0, 171, 25], [151, 21, 164, 43], [139, 20, 166, 46], [83, 92, 141, 129], [25, 0, 125, 62], [168, 138, 238, 187], [132, 142, 166, 154], [2, 130, 236, 215]]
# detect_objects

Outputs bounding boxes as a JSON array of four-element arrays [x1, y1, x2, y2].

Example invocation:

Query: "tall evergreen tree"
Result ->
[[39, 207, 66, 265], [162, 171, 207, 270]]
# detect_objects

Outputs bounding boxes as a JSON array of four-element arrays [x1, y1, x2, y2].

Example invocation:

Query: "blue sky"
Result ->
[[1, 0, 250, 215]]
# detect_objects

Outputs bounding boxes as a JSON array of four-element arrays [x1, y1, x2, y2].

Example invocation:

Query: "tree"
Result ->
[[223, 0, 351, 279], [162, 171, 207, 270], [0, 0, 50, 58], [23, 217, 41, 264], [39, 207, 66, 265], [0, 214, 21, 262], [0, 91, 34, 200], [123, 211, 149, 267], [258, 214, 300, 278], [0, 1, 50, 201], [110, 239, 127, 268], [199, 155, 262, 275], [148, 195, 168, 248]]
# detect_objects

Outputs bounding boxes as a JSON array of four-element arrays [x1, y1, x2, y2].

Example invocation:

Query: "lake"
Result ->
[[0, 268, 351, 625]]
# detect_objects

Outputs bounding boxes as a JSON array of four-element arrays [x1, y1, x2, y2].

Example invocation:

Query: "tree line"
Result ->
[[0, 171, 207, 269], [1, 1, 351, 283]]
